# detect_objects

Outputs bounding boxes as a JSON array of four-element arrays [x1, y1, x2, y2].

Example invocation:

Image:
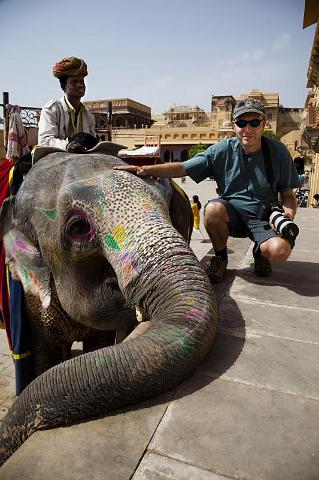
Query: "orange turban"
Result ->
[[53, 56, 88, 78]]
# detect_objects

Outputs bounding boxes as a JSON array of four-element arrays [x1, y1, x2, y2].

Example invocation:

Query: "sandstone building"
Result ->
[[111, 90, 303, 163], [299, 0, 319, 205], [1, 89, 304, 172], [84, 98, 153, 130]]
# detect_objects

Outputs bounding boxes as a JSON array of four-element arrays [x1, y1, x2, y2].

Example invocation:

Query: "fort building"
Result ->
[[84, 98, 153, 129], [112, 90, 304, 163], [299, 0, 319, 205], [1, 89, 305, 177]]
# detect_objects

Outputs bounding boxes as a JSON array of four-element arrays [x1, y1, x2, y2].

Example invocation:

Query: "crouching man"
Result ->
[[114, 98, 301, 283]]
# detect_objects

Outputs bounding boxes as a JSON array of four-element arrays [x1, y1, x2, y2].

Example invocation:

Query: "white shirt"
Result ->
[[38, 96, 96, 149]]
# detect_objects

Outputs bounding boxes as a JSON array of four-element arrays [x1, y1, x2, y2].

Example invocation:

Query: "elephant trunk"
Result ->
[[0, 235, 216, 466]]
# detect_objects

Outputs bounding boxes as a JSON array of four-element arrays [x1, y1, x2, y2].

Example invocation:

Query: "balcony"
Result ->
[[301, 125, 319, 153]]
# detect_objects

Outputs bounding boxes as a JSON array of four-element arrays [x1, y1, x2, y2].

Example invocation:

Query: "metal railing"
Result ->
[[1, 92, 113, 148]]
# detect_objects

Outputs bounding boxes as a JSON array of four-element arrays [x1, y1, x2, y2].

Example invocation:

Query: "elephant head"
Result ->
[[0, 153, 217, 466]]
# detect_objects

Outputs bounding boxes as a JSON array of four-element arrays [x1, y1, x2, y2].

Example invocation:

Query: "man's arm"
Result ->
[[113, 162, 186, 179], [281, 189, 297, 220], [38, 104, 68, 150]]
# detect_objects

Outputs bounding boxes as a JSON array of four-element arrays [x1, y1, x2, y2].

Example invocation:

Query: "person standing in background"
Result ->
[[191, 195, 205, 240]]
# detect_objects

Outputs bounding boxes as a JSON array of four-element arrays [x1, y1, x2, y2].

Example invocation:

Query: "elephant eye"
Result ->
[[64, 210, 95, 244]]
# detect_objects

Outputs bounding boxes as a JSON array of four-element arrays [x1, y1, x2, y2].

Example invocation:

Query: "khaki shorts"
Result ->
[[204, 198, 280, 251]]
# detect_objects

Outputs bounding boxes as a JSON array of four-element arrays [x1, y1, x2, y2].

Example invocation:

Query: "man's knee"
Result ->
[[204, 202, 229, 226], [262, 237, 292, 262]]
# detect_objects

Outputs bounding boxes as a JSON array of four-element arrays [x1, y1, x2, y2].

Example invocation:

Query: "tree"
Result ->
[[262, 130, 281, 141], [188, 143, 210, 158]]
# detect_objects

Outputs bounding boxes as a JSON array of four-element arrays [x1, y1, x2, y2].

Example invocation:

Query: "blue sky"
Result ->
[[0, 0, 315, 113]]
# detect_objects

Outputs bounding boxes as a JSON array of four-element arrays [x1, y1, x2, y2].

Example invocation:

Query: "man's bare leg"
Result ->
[[254, 236, 292, 277], [260, 236, 292, 262], [203, 202, 230, 282], [204, 202, 230, 250]]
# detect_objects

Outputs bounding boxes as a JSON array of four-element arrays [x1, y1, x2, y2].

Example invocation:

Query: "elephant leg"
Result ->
[[46, 343, 72, 371], [83, 330, 116, 353]]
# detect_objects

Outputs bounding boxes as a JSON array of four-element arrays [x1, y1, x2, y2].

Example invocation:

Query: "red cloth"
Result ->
[[0, 159, 14, 349]]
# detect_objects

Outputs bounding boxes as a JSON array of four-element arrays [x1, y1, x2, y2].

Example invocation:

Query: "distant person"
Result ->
[[38, 56, 96, 153], [114, 98, 301, 283], [311, 193, 319, 208], [191, 195, 205, 240]]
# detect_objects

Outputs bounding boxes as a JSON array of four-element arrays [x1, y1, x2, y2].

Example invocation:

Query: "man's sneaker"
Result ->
[[205, 256, 228, 283], [254, 254, 272, 277]]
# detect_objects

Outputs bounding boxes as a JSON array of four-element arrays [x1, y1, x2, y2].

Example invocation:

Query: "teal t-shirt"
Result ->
[[183, 137, 301, 216]]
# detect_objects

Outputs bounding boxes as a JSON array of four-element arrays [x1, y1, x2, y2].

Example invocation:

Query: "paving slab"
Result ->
[[237, 256, 319, 288], [231, 275, 319, 310], [132, 452, 232, 480], [200, 331, 319, 399], [218, 296, 319, 343], [230, 244, 319, 309], [150, 376, 319, 480], [0, 393, 173, 480], [0, 373, 16, 407], [0, 331, 10, 355], [0, 354, 11, 372], [0, 363, 15, 379]]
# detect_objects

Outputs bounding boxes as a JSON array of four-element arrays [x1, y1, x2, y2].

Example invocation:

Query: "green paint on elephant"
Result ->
[[22, 266, 31, 289], [165, 328, 193, 356], [40, 208, 58, 221], [104, 234, 120, 251]]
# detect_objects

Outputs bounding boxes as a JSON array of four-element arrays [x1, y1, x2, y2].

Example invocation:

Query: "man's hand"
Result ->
[[113, 165, 148, 177], [282, 211, 293, 221], [66, 141, 86, 153], [269, 208, 294, 232]]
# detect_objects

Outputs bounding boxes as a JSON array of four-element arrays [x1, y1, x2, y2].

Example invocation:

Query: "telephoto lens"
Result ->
[[269, 206, 299, 243]]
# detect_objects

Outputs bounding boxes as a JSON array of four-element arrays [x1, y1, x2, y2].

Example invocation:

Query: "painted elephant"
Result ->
[[0, 151, 217, 466]]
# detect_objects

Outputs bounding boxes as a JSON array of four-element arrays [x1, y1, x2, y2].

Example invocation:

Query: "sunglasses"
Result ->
[[234, 119, 263, 128]]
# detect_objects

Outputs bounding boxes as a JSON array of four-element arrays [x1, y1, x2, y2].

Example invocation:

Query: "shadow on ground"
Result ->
[[237, 260, 319, 297]]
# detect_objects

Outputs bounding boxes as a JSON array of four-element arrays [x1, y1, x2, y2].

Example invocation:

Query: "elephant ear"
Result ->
[[0, 196, 16, 240], [2, 219, 51, 309], [169, 181, 193, 244]]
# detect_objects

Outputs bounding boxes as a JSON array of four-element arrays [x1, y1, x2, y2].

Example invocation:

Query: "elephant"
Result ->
[[0, 149, 217, 466]]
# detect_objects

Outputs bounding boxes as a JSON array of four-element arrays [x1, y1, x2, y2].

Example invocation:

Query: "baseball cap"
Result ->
[[232, 98, 266, 119]]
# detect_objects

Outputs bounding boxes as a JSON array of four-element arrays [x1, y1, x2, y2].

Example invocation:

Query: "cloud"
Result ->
[[272, 33, 291, 53], [241, 49, 265, 64]]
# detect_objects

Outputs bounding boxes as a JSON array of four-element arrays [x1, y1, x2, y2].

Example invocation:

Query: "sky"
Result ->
[[0, 0, 316, 114]]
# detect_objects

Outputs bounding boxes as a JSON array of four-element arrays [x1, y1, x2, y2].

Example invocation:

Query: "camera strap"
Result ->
[[238, 146, 254, 200], [238, 136, 277, 201], [261, 136, 276, 198]]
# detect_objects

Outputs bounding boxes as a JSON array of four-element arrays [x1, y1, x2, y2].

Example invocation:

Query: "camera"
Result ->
[[256, 202, 299, 245]]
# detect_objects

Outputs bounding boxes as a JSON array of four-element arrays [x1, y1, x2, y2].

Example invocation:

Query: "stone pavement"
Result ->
[[0, 178, 319, 479]]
